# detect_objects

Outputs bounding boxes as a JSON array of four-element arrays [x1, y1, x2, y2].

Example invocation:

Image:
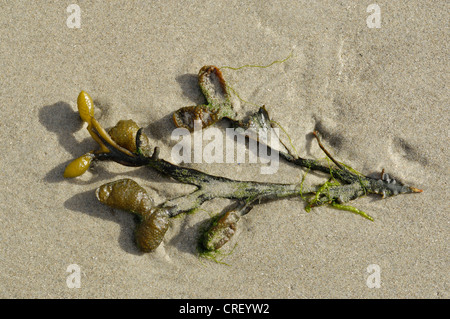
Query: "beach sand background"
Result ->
[[0, 1, 448, 298]]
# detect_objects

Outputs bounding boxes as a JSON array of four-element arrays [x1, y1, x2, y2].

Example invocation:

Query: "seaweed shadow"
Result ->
[[38, 101, 97, 183], [175, 73, 205, 106], [64, 189, 144, 256]]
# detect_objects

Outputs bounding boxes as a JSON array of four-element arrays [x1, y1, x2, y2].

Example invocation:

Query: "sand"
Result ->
[[0, 1, 448, 298]]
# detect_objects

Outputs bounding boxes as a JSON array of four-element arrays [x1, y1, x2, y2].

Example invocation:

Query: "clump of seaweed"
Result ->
[[63, 61, 422, 257]]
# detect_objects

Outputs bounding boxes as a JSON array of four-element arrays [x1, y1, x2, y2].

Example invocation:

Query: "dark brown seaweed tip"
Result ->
[[135, 208, 170, 252]]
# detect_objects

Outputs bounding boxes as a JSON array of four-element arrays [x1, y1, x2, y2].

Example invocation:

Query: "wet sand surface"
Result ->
[[0, 1, 448, 298]]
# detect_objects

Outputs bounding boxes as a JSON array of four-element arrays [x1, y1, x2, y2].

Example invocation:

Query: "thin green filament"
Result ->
[[298, 168, 310, 202], [225, 83, 260, 108], [270, 120, 299, 158], [330, 202, 374, 221], [220, 51, 293, 71], [219, 52, 294, 116]]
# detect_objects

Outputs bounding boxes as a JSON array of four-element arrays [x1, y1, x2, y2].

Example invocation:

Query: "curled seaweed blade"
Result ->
[[234, 106, 290, 154], [173, 65, 236, 131], [244, 105, 272, 132], [198, 65, 235, 119], [172, 105, 220, 131]]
